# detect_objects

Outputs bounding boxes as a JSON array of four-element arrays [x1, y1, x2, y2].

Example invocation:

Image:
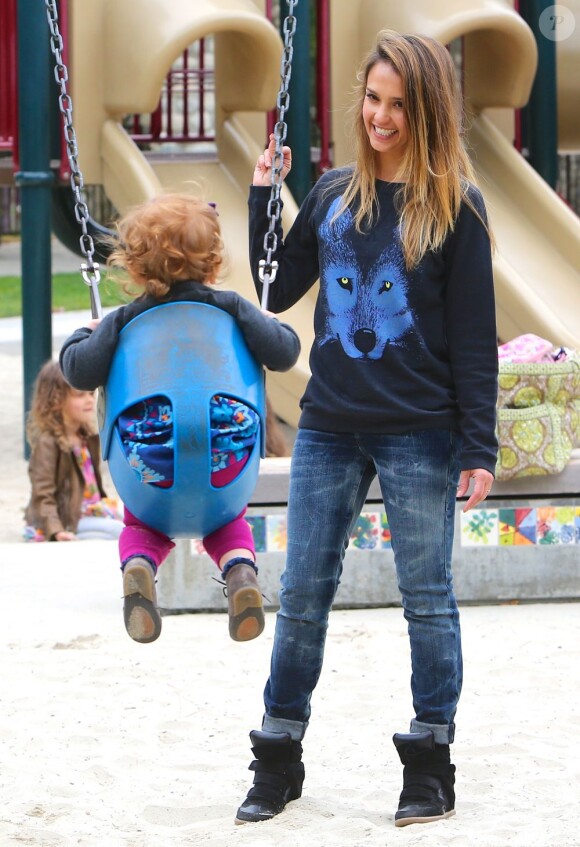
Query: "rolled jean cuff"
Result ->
[[262, 714, 308, 741], [410, 719, 455, 745]]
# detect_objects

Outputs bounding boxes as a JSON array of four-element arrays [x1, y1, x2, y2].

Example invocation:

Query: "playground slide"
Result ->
[[93, 0, 580, 431], [101, 117, 314, 428], [469, 113, 580, 349]]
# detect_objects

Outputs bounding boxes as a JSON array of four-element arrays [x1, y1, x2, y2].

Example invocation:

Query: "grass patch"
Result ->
[[0, 271, 128, 318]]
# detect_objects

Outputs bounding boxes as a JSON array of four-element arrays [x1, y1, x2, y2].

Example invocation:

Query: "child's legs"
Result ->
[[119, 506, 175, 569], [76, 516, 124, 541], [202, 509, 255, 570], [208, 509, 264, 644]]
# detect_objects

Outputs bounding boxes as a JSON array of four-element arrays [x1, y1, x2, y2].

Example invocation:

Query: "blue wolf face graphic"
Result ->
[[318, 197, 414, 360]]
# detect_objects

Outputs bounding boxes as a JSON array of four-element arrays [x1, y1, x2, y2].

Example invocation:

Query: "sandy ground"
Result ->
[[0, 544, 579, 847], [2, 242, 580, 845]]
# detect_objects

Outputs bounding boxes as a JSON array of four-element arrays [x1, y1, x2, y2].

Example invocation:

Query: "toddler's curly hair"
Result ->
[[108, 194, 225, 299]]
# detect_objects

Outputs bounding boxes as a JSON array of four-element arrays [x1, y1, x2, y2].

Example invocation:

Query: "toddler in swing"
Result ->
[[24, 360, 123, 542], [60, 194, 300, 645]]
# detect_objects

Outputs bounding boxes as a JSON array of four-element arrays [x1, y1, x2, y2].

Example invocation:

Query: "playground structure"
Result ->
[[1, 0, 578, 607], [65, 0, 310, 427], [1, 0, 579, 429], [2, 0, 580, 425], [57, 0, 580, 424]]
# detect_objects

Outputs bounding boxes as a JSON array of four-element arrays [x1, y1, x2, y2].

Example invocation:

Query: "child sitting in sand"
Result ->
[[24, 360, 123, 542]]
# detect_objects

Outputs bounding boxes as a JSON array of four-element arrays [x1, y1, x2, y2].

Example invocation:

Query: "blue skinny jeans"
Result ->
[[261, 428, 463, 746]]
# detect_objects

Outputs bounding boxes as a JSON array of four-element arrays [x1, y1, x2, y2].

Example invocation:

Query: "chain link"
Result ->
[[45, 0, 102, 319], [45, 0, 296, 316], [259, 0, 298, 310]]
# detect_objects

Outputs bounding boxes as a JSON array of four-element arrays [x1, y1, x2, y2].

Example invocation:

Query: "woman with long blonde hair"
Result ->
[[235, 30, 498, 828]]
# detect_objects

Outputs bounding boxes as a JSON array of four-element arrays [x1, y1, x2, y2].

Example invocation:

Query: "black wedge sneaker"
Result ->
[[235, 730, 305, 824], [392, 730, 456, 827]]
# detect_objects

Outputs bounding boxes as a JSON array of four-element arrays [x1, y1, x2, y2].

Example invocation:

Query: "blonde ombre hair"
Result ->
[[108, 193, 225, 299], [337, 30, 488, 269]]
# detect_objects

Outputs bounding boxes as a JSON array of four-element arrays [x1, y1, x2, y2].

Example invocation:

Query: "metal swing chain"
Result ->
[[45, 0, 103, 319], [259, 0, 298, 310]]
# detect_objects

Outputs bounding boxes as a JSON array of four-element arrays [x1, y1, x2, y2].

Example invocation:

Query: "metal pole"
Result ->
[[15, 0, 53, 457], [315, 0, 332, 173], [281, 0, 311, 204], [518, 0, 559, 189]]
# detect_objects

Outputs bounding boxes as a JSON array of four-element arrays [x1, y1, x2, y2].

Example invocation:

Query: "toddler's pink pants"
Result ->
[[119, 506, 255, 570]]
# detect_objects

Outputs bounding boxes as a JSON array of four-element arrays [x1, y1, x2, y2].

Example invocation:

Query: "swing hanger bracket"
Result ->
[[80, 262, 101, 285], [258, 259, 279, 285]]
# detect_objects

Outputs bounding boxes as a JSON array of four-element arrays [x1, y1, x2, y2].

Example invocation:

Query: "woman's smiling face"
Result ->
[[362, 60, 409, 179]]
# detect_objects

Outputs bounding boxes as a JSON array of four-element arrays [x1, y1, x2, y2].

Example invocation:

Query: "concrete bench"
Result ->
[[157, 453, 580, 613]]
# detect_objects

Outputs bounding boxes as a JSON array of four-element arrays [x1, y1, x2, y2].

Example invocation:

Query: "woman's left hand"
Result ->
[[253, 134, 292, 187], [457, 468, 494, 512]]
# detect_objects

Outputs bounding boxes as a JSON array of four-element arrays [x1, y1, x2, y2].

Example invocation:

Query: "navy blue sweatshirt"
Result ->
[[249, 170, 498, 474]]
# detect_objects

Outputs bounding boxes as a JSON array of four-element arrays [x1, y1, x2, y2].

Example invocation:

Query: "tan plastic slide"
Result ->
[[469, 114, 580, 348], [71, 0, 580, 429]]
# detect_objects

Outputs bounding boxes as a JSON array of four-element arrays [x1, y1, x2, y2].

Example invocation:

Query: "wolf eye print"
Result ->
[[380, 280, 394, 293], [337, 276, 353, 293]]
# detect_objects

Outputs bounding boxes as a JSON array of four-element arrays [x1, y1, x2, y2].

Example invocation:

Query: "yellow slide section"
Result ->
[[75, 0, 580, 428], [469, 114, 580, 348]]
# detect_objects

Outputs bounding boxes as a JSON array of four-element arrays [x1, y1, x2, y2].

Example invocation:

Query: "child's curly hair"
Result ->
[[107, 193, 225, 299], [26, 360, 94, 450]]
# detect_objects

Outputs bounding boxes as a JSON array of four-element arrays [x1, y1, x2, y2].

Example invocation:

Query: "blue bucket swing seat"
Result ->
[[98, 301, 266, 539]]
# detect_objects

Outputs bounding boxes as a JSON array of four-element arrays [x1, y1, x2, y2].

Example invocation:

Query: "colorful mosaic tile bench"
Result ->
[[461, 506, 580, 546], [158, 458, 580, 610], [183, 505, 580, 556]]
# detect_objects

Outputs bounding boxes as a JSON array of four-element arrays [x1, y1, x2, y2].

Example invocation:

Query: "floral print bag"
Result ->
[[495, 353, 580, 480]]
